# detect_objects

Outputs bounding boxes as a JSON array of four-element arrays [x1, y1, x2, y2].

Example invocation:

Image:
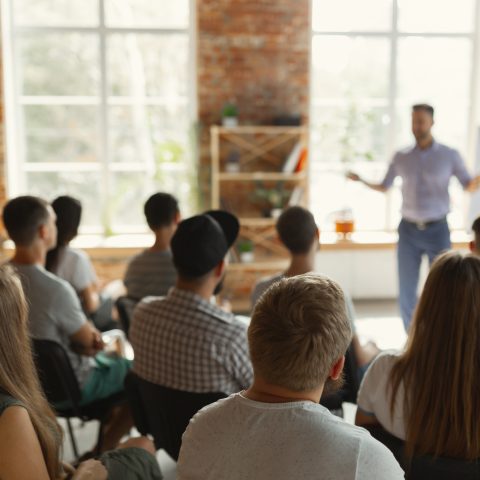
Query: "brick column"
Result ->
[[196, 0, 310, 206]]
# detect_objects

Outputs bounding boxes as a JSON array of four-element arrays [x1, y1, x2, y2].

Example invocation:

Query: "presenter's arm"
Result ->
[[346, 171, 388, 193]]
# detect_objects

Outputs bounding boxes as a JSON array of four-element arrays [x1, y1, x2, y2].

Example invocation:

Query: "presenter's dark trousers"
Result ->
[[397, 217, 451, 331]]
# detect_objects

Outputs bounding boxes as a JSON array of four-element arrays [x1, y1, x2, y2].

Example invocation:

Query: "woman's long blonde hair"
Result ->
[[0, 265, 63, 478], [389, 251, 480, 460]]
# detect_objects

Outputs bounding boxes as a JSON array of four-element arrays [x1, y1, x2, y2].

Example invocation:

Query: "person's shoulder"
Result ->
[[252, 272, 283, 303], [134, 295, 168, 316], [65, 247, 90, 263], [188, 394, 238, 429], [395, 145, 415, 158]]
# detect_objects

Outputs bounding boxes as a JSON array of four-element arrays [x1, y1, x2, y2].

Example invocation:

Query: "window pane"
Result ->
[[13, 0, 98, 27], [311, 164, 389, 231], [109, 105, 189, 163], [105, 0, 189, 28], [398, 0, 476, 33], [397, 37, 471, 149], [107, 34, 188, 98], [312, 36, 389, 99], [25, 171, 102, 228], [312, 0, 392, 32], [23, 105, 100, 163], [108, 168, 194, 231], [18, 33, 99, 96]]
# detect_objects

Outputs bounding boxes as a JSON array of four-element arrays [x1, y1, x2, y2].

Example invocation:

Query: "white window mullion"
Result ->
[[98, 0, 110, 236]]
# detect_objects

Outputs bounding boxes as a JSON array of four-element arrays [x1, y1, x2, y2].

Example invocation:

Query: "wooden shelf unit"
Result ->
[[210, 125, 309, 312]]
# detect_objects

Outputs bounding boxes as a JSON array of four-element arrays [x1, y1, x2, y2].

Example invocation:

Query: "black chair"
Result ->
[[32, 339, 125, 459], [125, 371, 226, 460], [115, 296, 138, 338], [365, 424, 480, 480], [320, 344, 360, 415]]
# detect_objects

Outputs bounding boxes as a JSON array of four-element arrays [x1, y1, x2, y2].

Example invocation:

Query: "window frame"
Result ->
[[309, 0, 480, 232], [1, 0, 197, 234]]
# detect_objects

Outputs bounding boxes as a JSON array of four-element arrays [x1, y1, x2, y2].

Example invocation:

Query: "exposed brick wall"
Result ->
[[196, 0, 310, 205]]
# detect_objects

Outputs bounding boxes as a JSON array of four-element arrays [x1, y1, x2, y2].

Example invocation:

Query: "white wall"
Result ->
[[314, 249, 430, 299]]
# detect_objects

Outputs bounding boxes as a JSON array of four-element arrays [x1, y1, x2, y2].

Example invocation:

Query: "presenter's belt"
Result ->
[[402, 216, 447, 231]]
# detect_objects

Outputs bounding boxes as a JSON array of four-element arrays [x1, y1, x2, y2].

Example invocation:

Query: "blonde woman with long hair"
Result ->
[[0, 265, 162, 480], [355, 251, 480, 460]]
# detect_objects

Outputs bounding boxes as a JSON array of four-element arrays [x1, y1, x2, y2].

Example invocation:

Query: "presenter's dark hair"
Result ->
[[412, 104, 434, 118], [276, 206, 318, 255], [144, 193, 179, 230], [2, 196, 50, 246]]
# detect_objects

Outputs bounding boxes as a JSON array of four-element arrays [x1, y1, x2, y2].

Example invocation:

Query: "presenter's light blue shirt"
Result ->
[[380, 140, 472, 223]]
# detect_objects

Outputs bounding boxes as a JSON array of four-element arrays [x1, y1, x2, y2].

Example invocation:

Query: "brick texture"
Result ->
[[197, 0, 310, 204]]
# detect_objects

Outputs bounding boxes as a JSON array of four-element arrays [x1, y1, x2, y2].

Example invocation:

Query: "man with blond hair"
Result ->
[[177, 274, 404, 479]]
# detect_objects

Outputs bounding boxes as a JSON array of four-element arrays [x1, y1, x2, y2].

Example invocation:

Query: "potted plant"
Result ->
[[222, 103, 239, 127], [252, 181, 291, 218], [237, 239, 254, 263]]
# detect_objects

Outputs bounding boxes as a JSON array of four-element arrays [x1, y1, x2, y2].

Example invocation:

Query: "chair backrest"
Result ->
[[32, 339, 82, 410], [115, 296, 138, 338], [320, 344, 359, 410], [365, 424, 480, 480], [125, 371, 226, 460]]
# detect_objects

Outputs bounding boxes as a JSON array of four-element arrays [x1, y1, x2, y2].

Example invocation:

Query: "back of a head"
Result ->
[[276, 206, 317, 254], [51, 195, 82, 246], [3, 196, 49, 246], [392, 251, 480, 459], [144, 192, 179, 230], [249, 273, 352, 392]]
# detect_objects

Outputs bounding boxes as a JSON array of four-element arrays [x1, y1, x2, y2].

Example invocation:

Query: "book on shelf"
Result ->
[[294, 148, 308, 173], [282, 141, 302, 173], [288, 186, 304, 206]]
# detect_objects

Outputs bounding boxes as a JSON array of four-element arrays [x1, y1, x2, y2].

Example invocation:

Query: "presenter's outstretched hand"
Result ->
[[346, 171, 360, 182]]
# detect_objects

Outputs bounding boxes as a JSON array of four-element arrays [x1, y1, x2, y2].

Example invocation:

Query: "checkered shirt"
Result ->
[[130, 288, 253, 394]]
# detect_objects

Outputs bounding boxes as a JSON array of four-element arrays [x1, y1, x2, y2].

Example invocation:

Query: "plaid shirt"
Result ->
[[130, 288, 253, 394]]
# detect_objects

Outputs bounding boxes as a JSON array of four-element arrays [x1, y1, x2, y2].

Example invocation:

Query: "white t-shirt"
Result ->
[[357, 351, 406, 440], [56, 246, 97, 293], [177, 393, 404, 480]]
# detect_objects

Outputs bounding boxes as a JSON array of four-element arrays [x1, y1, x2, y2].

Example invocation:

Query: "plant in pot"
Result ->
[[252, 181, 291, 218], [222, 103, 239, 127], [237, 239, 254, 263]]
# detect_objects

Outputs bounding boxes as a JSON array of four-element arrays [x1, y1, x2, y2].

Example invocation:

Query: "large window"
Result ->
[[2, 0, 196, 234], [311, 0, 480, 231]]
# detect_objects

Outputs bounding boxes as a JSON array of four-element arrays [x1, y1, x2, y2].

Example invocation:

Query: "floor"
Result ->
[[62, 299, 405, 479]]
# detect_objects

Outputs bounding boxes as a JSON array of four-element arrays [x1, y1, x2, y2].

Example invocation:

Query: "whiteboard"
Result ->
[[467, 127, 480, 231]]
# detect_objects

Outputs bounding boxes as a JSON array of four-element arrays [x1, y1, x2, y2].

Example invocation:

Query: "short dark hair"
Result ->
[[3, 196, 50, 246], [276, 206, 318, 254], [472, 217, 480, 235], [144, 193, 179, 230], [412, 104, 434, 117]]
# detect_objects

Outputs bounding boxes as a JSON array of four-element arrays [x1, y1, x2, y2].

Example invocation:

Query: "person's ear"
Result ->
[[214, 259, 225, 279], [175, 211, 181, 224], [37, 223, 47, 240], [470, 240, 475, 253], [329, 356, 345, 381]]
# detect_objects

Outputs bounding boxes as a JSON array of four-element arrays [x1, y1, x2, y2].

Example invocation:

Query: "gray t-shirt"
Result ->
[[177, 393, 404, 480], [12, 263, 94, 387], [124, 250, 177, 300]]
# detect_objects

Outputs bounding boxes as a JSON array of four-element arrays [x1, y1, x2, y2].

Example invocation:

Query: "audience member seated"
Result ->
[[177, 274, 403, 479], [46, 195, 116, 331], [3, 196, 132, 453], [130, 210, 253, 395], [251, 206, 379, 372], [0, 265, 162, 480], [124, 192, 179, 300], [356, 251, 480, 462], [470, 216, 480, 255]]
